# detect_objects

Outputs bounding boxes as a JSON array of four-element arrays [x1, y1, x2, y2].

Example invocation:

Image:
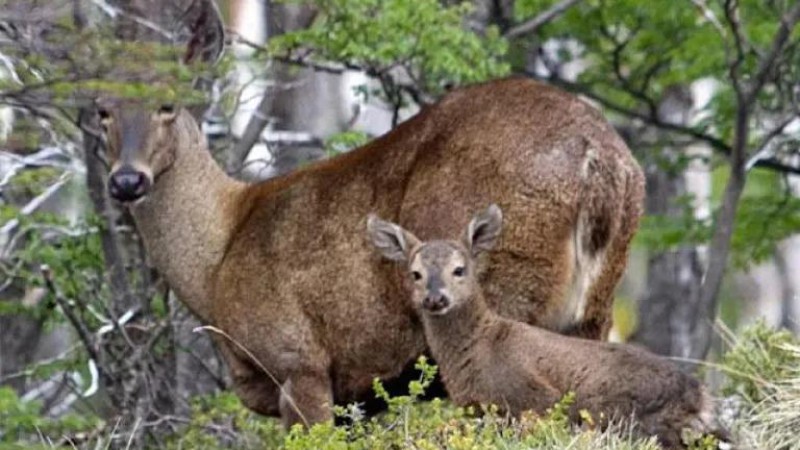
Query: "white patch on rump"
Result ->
[[554, 145, 607, 330], [555, 216, 606, 329]]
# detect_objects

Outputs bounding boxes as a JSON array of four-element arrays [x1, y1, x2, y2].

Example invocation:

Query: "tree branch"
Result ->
[[228, 90, 273, 174], [79, 107, 135, 312], [504, 0, 585, 39], [690, 1, 800, 360], [745, 1, 800, 104], [41, 265, 100, 364], [544, 76, 800, 175], [723, 0, 747, 96], [546, 76, 731, 152]]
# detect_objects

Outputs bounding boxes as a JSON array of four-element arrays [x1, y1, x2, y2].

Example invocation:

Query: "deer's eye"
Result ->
[[158, 104, 175, 114], [453, 267, 465, 277], [412, 271, 422, 281]]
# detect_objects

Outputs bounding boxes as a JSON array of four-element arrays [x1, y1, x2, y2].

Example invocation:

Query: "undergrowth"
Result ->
[[721, 321, 800, 450], [170, 357, 662, 450], [3, 323, 800, 449]]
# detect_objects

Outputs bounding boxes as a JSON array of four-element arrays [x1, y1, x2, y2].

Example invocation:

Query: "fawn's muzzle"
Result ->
[[422, 294, 450, 313], [108, 168, 150, 203]]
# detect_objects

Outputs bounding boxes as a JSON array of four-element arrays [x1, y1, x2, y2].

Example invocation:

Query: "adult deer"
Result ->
[[97, 4, 644, 427]]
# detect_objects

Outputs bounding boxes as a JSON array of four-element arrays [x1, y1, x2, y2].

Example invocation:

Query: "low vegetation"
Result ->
[[1, 322, 798, 449]]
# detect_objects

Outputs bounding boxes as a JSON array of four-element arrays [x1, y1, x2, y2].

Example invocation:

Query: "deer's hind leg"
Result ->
[[564, 154, 643, 341]]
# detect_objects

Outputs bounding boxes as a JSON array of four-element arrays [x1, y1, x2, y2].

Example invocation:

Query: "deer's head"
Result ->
[[367, 205, 503, 315], [100, 0, 224, 204], [102, 102, 203, 202]]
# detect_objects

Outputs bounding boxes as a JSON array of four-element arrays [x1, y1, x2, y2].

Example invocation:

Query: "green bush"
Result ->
[[270, 0, 509, 96], [170, 357, 661, 450], [721, 321, 800, 449], [721, 319, 800, 403], [8, 325, 800, 449], [0, 387, 98, 446]]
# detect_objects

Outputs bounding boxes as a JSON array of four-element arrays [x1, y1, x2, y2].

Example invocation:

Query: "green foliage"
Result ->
[[729, 193, 800, 267], [514, 0, 800, 264], [165, 357, 660, 450], [721, 319, 800, 404], [12, 213, 105, 313], [324, 130, 370, 156], [718, 168, 800, 267], [634, 169, 800, 268], [166, 392, 284, 449], [270, 0, 509, 95], [3, 168, 61, 199], [514, 0, 791, 113], [2, 26, 215, 111], [721, 323, 800, 449], [683, 431, 721, 450], [634, 195, 712, 252], [0, 387, 99, 445], [547, 0, 723, 102]]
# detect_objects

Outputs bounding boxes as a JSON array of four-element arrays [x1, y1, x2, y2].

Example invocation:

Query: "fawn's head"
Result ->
[[99, 0, 224, 204], [367, 205, 503, 315]]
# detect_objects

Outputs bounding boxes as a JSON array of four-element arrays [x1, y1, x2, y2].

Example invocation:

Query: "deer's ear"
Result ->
[[464, 204, 503, 256], [182, 0, 225, 65], [367, 215, 421, 262]]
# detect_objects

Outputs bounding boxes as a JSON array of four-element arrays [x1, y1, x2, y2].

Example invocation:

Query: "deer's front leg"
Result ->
[[217, 341, 281, 416], [279, 369, 334, 428]]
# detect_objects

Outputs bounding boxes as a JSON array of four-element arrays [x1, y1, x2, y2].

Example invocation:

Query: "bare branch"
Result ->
[[504, 0, 585, 39], [542, 76, 800, 175], [723, 0, 747, 96], [747, 113, 800, 170], [690, 0, 727, 37], [228, 89, 273, 173], [745, 1, 800, 103], [546, 76, 731, 151], [689, 1, 800, 361], [88, 0, 175, 39], [0, 172, 72, 240], [41, 265, 100, 364]]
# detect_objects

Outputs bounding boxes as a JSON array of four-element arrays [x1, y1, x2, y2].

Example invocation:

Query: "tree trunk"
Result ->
[[631, 85, 708, 364]]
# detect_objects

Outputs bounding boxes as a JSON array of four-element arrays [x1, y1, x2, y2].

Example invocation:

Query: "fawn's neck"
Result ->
[[130, 140, 245, 322], [422, 291, 498, 373]]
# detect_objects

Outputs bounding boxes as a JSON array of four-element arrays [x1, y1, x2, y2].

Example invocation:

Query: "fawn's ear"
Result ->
[[464, 204, 503, 257], [366, 215, 421, 262]]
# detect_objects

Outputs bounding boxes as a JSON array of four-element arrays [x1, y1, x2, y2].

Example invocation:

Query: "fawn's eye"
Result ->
[[453, 267, 465, 277], [412, 271, 422, 281], [97, 108, 111, 132]]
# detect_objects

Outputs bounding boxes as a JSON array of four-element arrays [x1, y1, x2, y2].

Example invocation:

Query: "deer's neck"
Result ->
[[130, 143, 244, 322], [422, 292, 498, 374]]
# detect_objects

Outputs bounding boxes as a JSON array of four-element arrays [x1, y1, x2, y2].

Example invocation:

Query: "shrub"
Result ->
[[174, 357, 661, 450], [721, 321, 800, 449], [0, 387, 98, 447]]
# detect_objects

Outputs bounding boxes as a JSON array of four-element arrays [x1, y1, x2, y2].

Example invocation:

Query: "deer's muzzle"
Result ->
[[108, 167, 151, 203]]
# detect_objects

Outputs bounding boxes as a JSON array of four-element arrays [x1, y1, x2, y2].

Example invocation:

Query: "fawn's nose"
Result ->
[[108, 168, 150, 203], [422, 293, 450, 313]]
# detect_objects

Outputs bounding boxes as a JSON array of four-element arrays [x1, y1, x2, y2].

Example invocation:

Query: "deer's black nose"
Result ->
[[108, 168, 149, 202], [422, 294, 450, 313]]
